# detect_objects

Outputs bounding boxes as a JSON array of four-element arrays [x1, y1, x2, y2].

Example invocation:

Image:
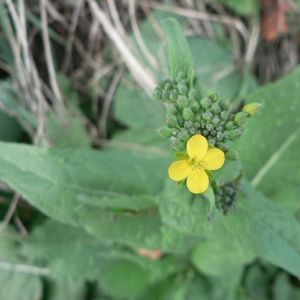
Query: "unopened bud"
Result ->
[[188, 88, 197, 100], [200, 97, 212, 109], [169, 91, 178, 101], [229, 130, 243, 141], [234, 112, 248, 126], [211, 116, 221, 126], [224, 121, 234, 131], [218, 143, 229, 152], [216, 132, 223, 140], [190, 101, 200, 113], [188, 127, 196, 135], [206, 124, 214, 132], [177, 83, 188, 95], [208, 138, 216, 146], [219, 99, 230, 111], [164, 82, 172, 91], [184, 120, 193, 129], [206, 88, 218, 102], [166, 114, 178, 128], [172, 140, 186, 151], [156, 126, 173, 138], [183, 107, 194, 121], [202, 111, 213, 121], [153, 88, 162, 100], [225, 149, 240, 161], [242, 102, 262, 116], [220, 111, 228, 121], [210, 104, 221, 115], [177, 129, 189, 142], [177, 96, 189, 109], [167, 104, 178, 115]]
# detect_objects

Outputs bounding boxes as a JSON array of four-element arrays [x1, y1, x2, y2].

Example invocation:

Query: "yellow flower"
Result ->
[[168, 134, 225, 194]]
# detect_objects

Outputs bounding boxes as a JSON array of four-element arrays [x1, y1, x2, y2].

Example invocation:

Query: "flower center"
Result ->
[[190, 158, 208, 172]]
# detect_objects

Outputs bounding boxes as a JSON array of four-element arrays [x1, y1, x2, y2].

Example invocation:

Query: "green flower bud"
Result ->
[[210, 104, 221, 115], [242, 102, 262, 116], [188, 88, 196, 100], [177, 84, 188, 95], [220, 111, 228, 121], [224, 121, 234, 131], [234, 112, 248, 126], [222, 132, 230, 142], [211, 130, 217, 136], [216, 125, 224, 132], [184, 120, 193, 129], [190, 100, 200, 113], [225, 149, 240, 161], [162, 90, 169, 100], [183, 107, 194, 121], [211, 116, 221, 126], [169, 91, 178, 101], [218, 143, 229, 152], [167, 104, 178, 115], [177, 129, 189, 142], [156, 126, 173, 138], [202, 129, 209, 136], [206, 124, 214, 132], [172, 140, 186, 151], [229, 130, 243, 141], [216, 132, 223, 140], [166, 114, 178, 128], [164, 82, 172, 91], [202, 111, 213, 121], [153, 88, 162, 100], [206, 88, 218, 102], [187, 67, 196, 87], [177, 116, 184, 127], [188, 127, 196, 135], [208, 138, 216, 145], [200, 97, 212, 109], [194, 122, 200, 129], [219, 99, 230, 111], [193, 114, 200, 122], [177, 96, 190, 109]]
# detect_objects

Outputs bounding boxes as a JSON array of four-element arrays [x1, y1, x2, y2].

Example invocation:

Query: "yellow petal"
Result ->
[[186, 169, 209, 194], [201, 148, 225, 170], [187, 135, 208, 160], [168, 160, 192, 181]]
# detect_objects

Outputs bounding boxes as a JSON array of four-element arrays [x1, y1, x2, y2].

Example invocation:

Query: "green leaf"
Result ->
[[0, 142, 171, 247], [160, 18, 196, 80], [235, 66, 300, 213], [0, 272, 43, 300], [160, 179, 300, 277], [207, 0, 258, 16]]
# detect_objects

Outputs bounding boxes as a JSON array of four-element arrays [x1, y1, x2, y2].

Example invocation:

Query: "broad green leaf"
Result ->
[[0, 142, 171, 247], [160, 179, 300, 277], [235, 66, 300, 213], [0, 272, 43, 300]]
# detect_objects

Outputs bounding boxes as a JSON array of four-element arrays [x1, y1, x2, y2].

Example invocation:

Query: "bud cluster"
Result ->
[[154, 69, 262, 160], [213, 181, 242, 215]]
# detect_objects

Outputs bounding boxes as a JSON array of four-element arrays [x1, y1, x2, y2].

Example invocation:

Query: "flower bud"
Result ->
[[228, 114, 234, 121], [218, 143, 229, 152], [183, 107, 194, 121], [216, 125, 224, 132], [166, 114, 178, 128], [210, 104, 221, 115], [234, 112, 248, 126], [169, 91, 178, 101], [194, 114, 201, 122], [177, 83, 188, 95], [202, 111, 213, 121], [157, 80, 165, 89], [242, 102, 262, 116], [156, 126, 173, 138], [200, 97, 212, 109], [211, 116, 221, 126], [177, 129, 189, 142], [188, 88, 196, 100], [220, 111, 228, 121], [153, 88, 162, 100], [172, 140, 186, 151], [194, 122, 200, 129], [224, 121, 234, 131], [219, 99, 230, 111], [229, 130, 243, 141], [177, 116, 184, 127], [222, 132, 230, 142], [162, 90, 169, 100], [216, 132, 223, 140], [206, 88, 218, 102], [187, 67, 196, 87], [202, 129, 209, 136], [164, 82, 172, 91], [188, 127, 196, 135], [184, 120, 193, 129], [208, 138, 216, 145], [206, 124, 214, 132], [167, 104, 178, 115], [225, 149, 240, 161], [190, 100, 200, 113], [177, 96, 190, 109]]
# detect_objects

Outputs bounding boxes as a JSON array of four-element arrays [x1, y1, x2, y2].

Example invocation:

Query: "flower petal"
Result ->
[[187, 135, 208, 160], [168, 160, 192, 181], [186, 169, 209, 194], [201, 148, 225, 170]]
